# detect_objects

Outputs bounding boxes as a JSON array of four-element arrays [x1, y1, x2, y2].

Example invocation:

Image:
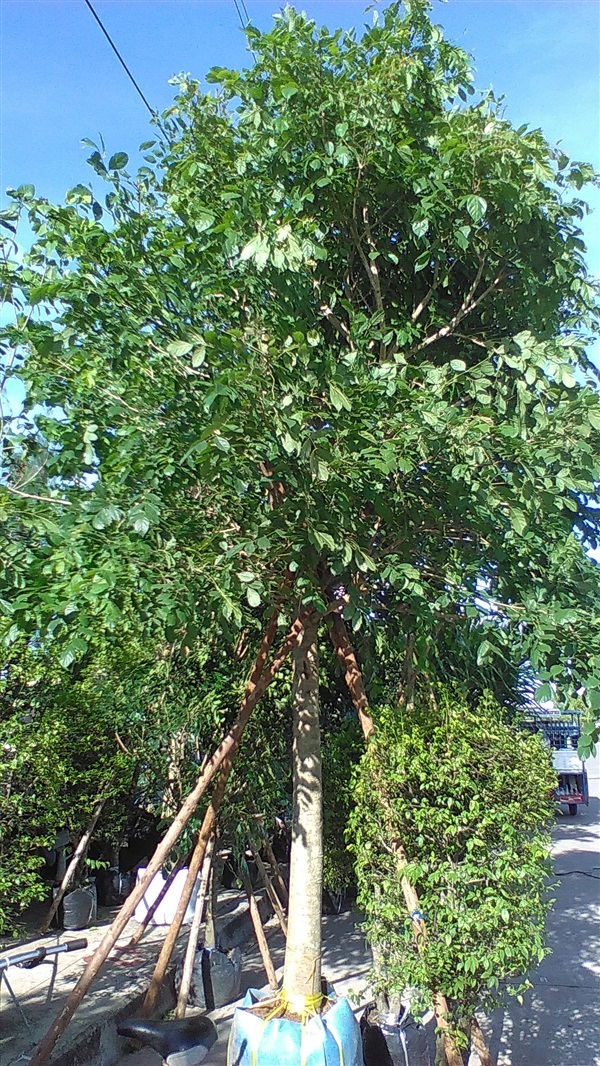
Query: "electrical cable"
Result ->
[[555, 870, 600, 880], [232, 0, 247, 30], [83, 0, 167, 138], [233, 0, 256, 62]]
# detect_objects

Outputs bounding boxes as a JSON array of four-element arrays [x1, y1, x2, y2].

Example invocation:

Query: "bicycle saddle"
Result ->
[[117, 1015, 218, 1066]]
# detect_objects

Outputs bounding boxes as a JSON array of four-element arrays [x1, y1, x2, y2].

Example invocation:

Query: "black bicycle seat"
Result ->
[[117, 1015, 218, 1064]]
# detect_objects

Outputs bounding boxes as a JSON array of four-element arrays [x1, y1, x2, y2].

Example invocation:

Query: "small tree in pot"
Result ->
[[228, 614, 363, 1065]]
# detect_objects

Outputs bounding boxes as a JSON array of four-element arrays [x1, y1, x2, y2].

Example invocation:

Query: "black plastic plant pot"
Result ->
[[227, 985, 363, 1066], [62, 882, 97, 930]]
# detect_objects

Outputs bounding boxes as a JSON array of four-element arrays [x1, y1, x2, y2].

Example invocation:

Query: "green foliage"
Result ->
[[349, 690, 556, 1032], [1, 1, 599, 723], [1, 0, 600, 938], [322, 716, 363, 894]]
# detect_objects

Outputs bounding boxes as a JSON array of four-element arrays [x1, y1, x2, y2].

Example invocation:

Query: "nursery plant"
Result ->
[[350, 688, 557, 1062], [2, 0, 600, 1061]]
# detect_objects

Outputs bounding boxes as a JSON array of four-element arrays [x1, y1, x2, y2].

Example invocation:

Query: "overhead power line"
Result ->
[[233, 0, 248, 31], [233, 0, 256, 62], [83, 0, 167, 137]]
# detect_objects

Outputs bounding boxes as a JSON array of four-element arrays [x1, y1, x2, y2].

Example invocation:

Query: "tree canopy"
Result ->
[[1, 0, 600, 726]]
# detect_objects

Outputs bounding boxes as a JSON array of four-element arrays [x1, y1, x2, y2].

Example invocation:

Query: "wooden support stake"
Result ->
[[470, 1016, 494, 1066], [175, 834, 215, 1018], [142, 765, 227, 1015], [126, 856, 186, 949], [241, 865, 279, 990], [249, 801, 289, 908], [247, 835, 287, 936], [28, 610, 306, 1066], [40, 796, 106, 933]]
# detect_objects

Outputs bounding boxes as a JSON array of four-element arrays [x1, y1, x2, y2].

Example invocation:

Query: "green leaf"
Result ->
[[108, 152, 129, 171], [213, 434, 231, 452], [167, 340, 195, 359], [66, 184, 93, 204], [246, 586, 261, 607], [195, 209, 215, 233], [414, 250, 430, 273], [465, 195, 487, 222], [535, 682, 552, 703], [411, 218, 429, 239], [329, 382, 351, 412]]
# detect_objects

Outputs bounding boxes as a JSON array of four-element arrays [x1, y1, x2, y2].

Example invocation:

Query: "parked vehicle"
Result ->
[[526, 713, 589, 816]]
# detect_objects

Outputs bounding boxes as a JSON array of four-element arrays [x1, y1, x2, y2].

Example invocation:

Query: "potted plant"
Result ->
[[228, 616, 363, 1066]]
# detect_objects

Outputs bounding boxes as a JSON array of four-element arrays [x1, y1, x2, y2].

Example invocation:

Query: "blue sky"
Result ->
[[0, 0, 598, 264], [1, 1, 598, 262]]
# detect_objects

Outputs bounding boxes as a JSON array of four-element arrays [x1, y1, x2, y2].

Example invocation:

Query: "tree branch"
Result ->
[[414, 263, 505, 354], [4, 485, 72, 507], [411, 261, 441, 322]]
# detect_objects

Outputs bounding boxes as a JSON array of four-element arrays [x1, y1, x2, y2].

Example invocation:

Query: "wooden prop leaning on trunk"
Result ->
[[28, 609, 310, 1066], [40, 795, 107, 934], [175, 833, 215, 1018]]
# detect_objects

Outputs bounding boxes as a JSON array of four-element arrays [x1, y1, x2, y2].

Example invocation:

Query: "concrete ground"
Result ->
[[480, 793, 600, 1066], [2, 752, 599, 1066]]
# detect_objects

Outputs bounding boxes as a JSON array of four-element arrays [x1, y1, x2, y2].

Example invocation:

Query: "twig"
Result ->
[[319, 303, 355, 350], [4, 485, 72, 506]]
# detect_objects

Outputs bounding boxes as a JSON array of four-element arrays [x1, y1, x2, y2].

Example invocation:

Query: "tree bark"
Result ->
[[282, 614, 323, 1003], [175, 834, 215, 1018], [40, 796, 106, 933], [28, 611, 305, 1066], [328, 612, 375, 739]]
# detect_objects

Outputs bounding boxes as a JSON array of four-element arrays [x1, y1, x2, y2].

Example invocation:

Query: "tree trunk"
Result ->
[[282, 614, 323, 1005]]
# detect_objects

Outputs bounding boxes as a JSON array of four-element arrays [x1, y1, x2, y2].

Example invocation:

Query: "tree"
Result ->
[[1, 0, 600, 1051], [350, 689, 556, 1058]]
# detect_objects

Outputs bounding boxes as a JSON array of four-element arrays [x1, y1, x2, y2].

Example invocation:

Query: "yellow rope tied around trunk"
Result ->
[[248, 991, 331, 1066], [279, 990, 325, 1018]]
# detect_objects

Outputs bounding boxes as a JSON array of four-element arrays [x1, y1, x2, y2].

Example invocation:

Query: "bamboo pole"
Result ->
[[142, 767, 227, 1015], [470, 1016, 494, 1066], [241, 863, 279, 990], [175, 834, 215, 1018], [249, 801, 289, 908], [261, 831, 289, 909], [246, 835, 287, 936], [28, 611, 305, 1066], [327, 608, 463, 1066], [40, 796, 106, 933], [142, 612, 291, 1016]]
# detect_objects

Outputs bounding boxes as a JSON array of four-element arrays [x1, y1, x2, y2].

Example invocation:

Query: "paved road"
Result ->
[[481, 792, 600, 1066]]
